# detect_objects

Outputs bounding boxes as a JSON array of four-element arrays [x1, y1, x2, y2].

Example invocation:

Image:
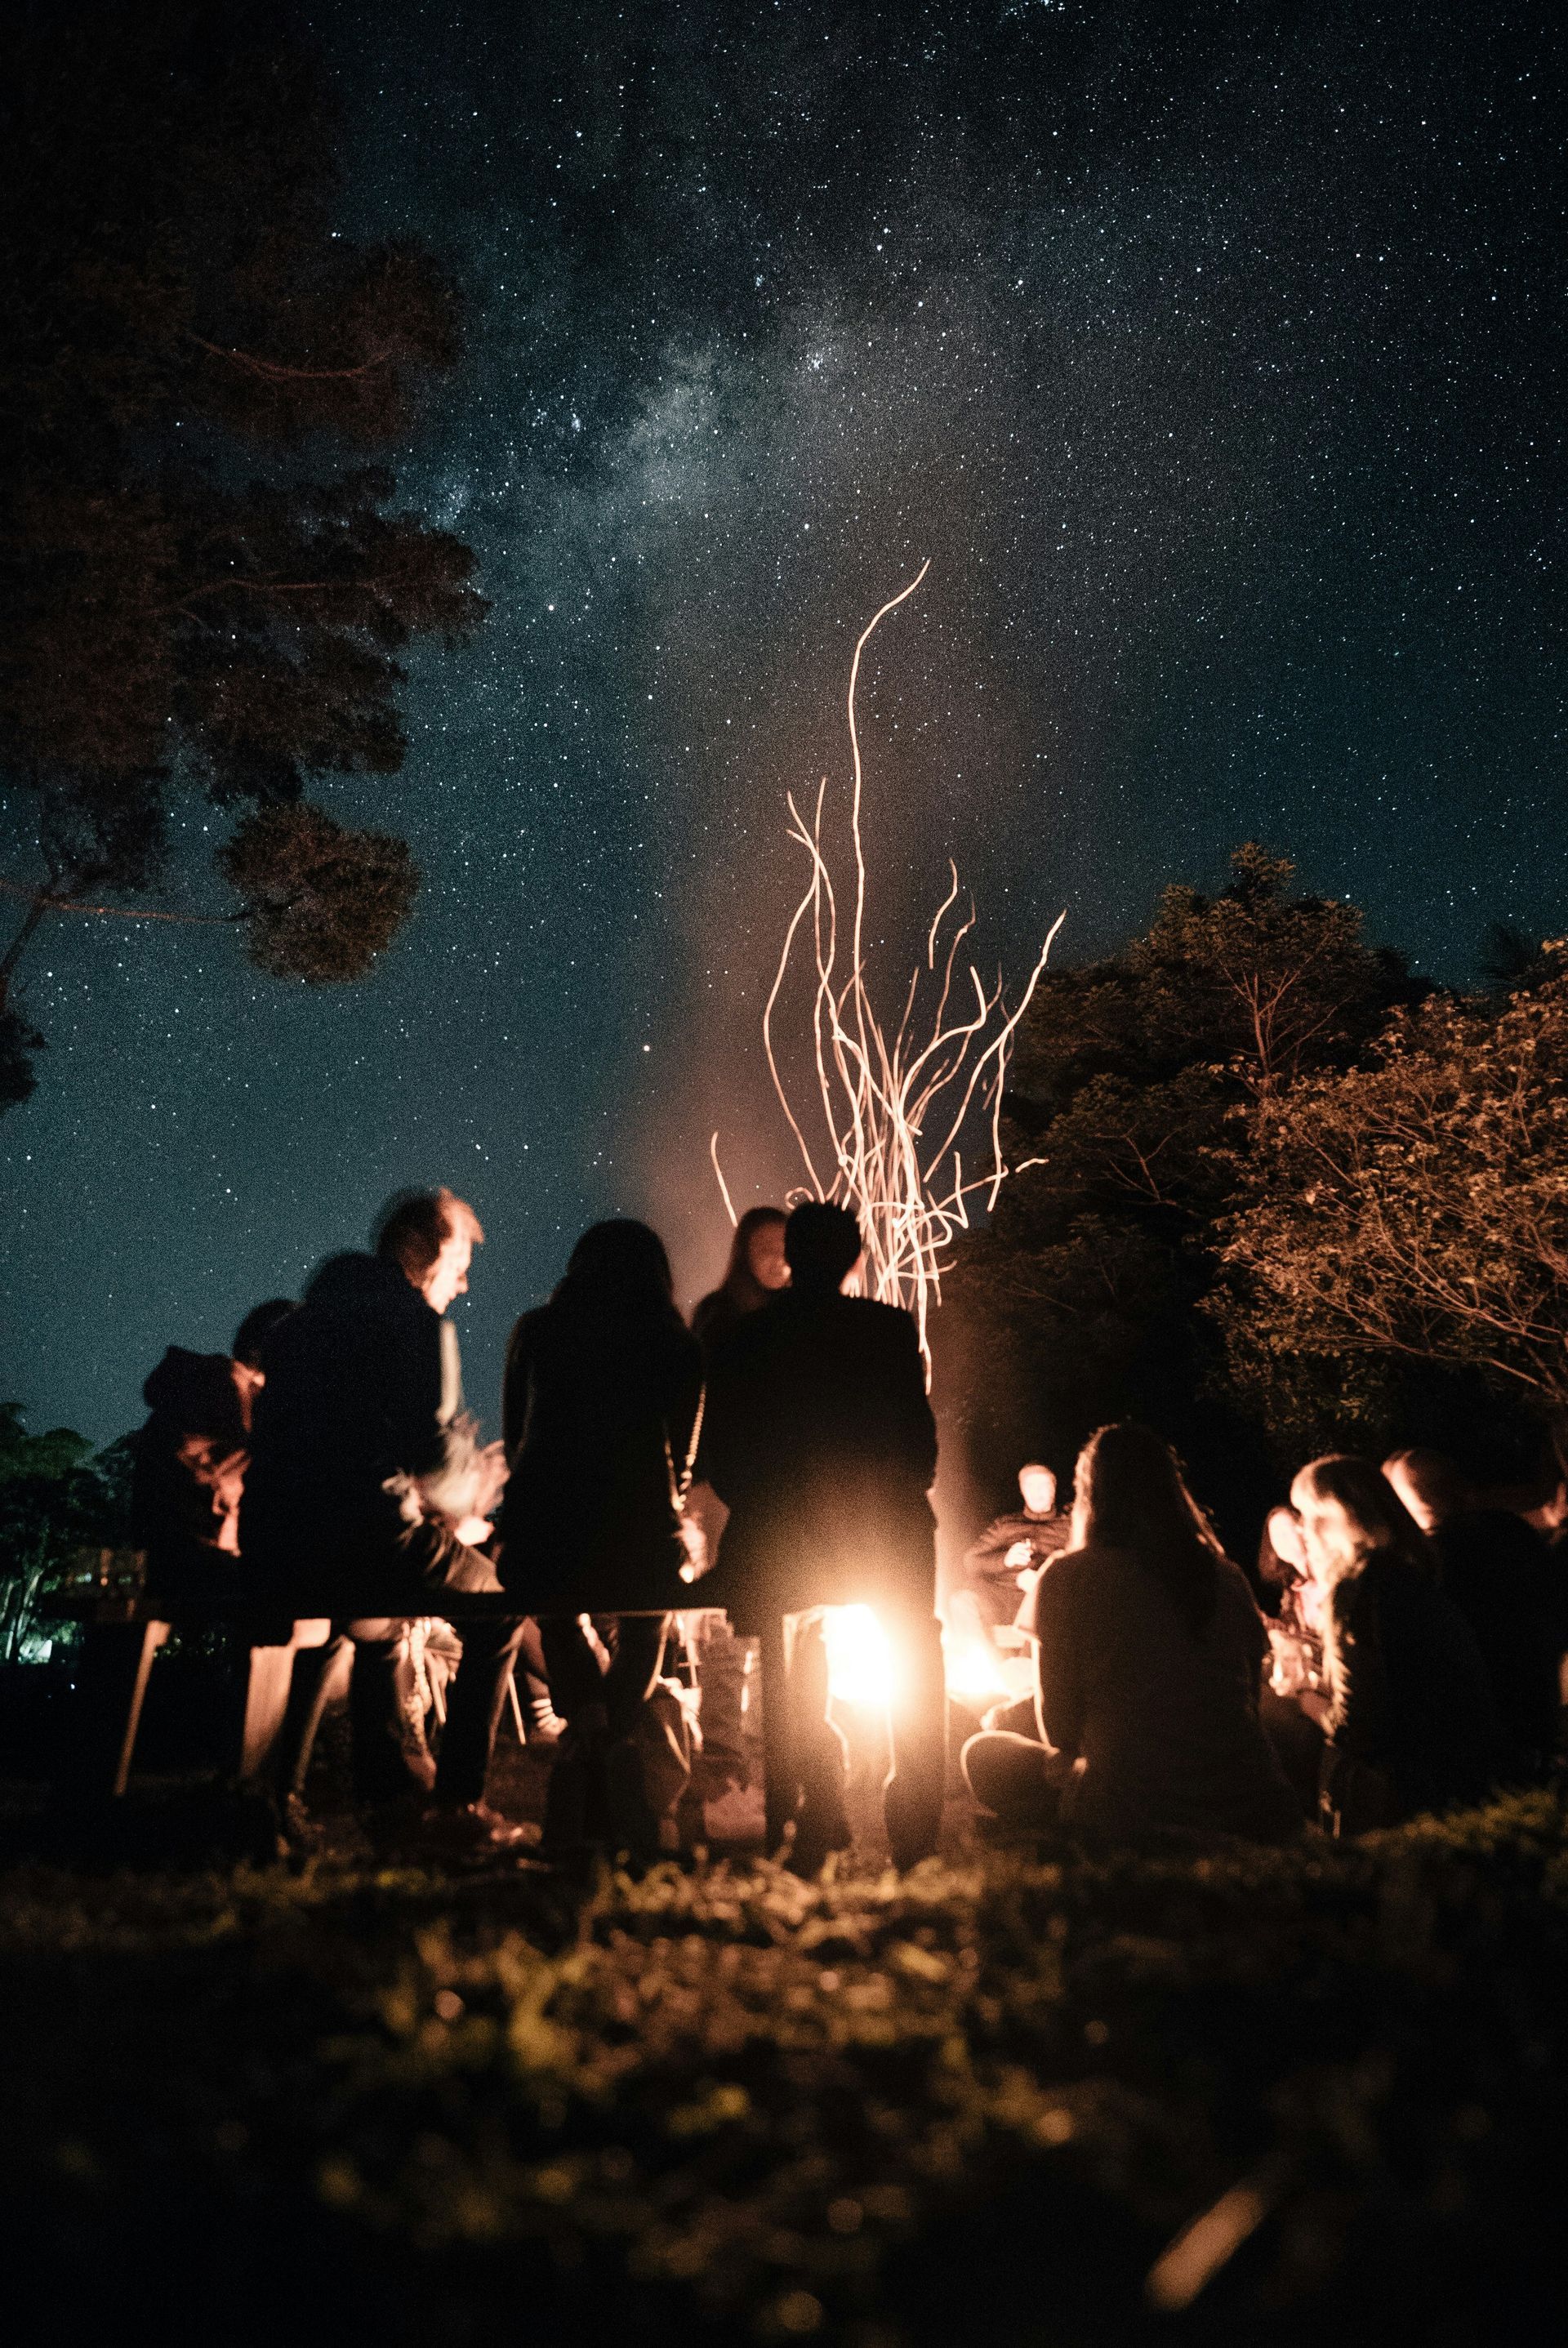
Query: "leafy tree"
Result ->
[[1214, 949, 1568, 1434], [0, 1404, 131, 1662], [0, 2, 486, 1107], [942, 848, 1419, 1522]]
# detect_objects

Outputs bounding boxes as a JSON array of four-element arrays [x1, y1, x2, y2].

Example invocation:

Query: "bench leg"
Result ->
[[72, 1620, 171, 1798], [238, 1619, 334, 1783]]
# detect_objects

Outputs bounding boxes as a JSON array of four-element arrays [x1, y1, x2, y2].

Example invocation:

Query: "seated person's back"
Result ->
[[1026, 1539, 1298, 1842]]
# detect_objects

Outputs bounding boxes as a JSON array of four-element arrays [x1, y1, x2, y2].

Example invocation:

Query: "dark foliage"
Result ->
[[0, 2, 486, 1093], [0, 1405, 131, 1660], [945, 849, 1423, 1530]]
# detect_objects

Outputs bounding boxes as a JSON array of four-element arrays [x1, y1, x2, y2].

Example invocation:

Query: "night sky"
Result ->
[[2, 0, 1561, 1446]]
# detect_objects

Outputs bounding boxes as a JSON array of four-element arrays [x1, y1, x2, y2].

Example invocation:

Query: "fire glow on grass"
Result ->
[[712, 562, 1066, 1382]]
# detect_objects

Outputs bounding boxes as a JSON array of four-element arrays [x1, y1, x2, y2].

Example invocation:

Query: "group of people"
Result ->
[[954, 1432, 1565, 1843], [131, 1191, 943, 1863], [127, 1182, 1565, 1866]]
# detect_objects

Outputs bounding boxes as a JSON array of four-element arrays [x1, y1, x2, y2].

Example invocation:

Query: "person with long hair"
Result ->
[[692, 1206, 790, 1356], [499, 1219, 704, 1855], [1290, 1455, 1500, 1830], [962, 1422, 1300, 1844]]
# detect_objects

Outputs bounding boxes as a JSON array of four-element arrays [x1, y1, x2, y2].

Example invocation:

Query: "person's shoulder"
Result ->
[[506, 1305, 547, 1354], [1214, 1553, 1262, 1604], [1031, 1542, 1098, 1602], [842, 1294, 919, 1344]]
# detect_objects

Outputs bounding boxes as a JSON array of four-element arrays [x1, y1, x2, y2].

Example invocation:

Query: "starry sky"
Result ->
[[2, 0, 1562, 1445]]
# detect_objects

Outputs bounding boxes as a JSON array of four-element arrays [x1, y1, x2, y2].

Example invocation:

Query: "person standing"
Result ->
[[242, 1188, 528, 1848], [702, 1201, 944, 1872], [499, 1220, 705, 1856], [691, 1206, 790, 1357]]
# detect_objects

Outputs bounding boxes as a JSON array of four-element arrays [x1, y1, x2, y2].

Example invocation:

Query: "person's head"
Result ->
[[1382, 1447, 1474, 1533], [232, 1299, 295, 1383], [784, 1201, 863, 1294], [558, 1218, 677, 1319], [1290, 1455, 1430, 1586], [375, 1188, 485, 1315], [1018, 1462, 1057, 1516], [1264, 1503, 1308, 1579], [719, 1206, 790, 1308], [1070, 1421, 1223, 1632]]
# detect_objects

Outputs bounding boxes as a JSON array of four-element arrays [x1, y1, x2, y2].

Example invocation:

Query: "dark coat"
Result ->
[[1324, 1553, 1501, 1829], [241, 1252, 457, 1583], [497, 1300, 704, 1615], [1431, 1509, 1561, 1777], [702, 1289, 938, 1629]]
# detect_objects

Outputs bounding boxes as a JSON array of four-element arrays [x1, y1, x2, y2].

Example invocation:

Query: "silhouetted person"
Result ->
[[500, 1219, 704, 1856], [692, 1205, 790, 1357], [243, 1189, 528, 1847], [963, 1424, 1300, 1846], [130, 1299, 294, 1601], [1292, 1455, 1500, 1832], [1384, 1447, 1561, 1780], [703, 1201, 944, 1870]]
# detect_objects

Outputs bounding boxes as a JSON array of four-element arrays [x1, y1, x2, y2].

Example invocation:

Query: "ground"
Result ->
[[1, 1748, 1564, 2346]]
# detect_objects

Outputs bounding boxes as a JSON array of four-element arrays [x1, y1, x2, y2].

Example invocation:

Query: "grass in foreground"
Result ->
[[2, 1793, 1566, 2345]]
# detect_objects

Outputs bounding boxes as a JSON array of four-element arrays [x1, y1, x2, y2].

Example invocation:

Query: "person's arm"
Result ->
[[1033, 1565, 1086, 1758], [965, 1515, 1027, 1576], [890, 1312, 938, 1489]]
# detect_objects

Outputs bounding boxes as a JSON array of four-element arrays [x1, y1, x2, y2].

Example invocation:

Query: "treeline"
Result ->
[[942, 847, 1568, 1541]]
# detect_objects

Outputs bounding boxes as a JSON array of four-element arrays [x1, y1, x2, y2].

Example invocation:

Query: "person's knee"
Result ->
[[961, 1728, 1054, 1819]]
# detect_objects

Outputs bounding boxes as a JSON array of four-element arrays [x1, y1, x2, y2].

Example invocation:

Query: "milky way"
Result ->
[[2, 0, 1561, 1441]]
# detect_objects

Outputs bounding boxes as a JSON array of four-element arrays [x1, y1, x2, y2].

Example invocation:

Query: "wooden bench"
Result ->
[[47, 1588, 541, 1800]]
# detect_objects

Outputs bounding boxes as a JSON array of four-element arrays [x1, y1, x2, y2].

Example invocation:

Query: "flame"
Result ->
[[712, 560, 1065, 1383], [941, 1630, 1010, 1706], [821, 1604, 894, 1709], [817, 1604, 1027, 1713]]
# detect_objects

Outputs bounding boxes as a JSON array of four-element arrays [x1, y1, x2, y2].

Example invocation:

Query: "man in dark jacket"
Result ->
[[703, 1201, 944, 1869], [243, 1189, 528, 1847]]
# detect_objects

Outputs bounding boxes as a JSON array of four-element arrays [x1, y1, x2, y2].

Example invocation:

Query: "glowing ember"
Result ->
[[714, 561, 1065, 1379]]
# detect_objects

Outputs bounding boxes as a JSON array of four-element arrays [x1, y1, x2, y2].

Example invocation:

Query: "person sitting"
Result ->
[[242, 1189, 528, 1848], [962, 1423, 1301, 1847], [1290, 1455, 1501, 1832], [692, 1206, 790, 1357], [957, 1460, 1072, 1646], [1383, 1447, 1561, 1781], [130, 1299, 295, 1601], [702, 1201, 945, 1872], [499, 1219, 706, 1857]]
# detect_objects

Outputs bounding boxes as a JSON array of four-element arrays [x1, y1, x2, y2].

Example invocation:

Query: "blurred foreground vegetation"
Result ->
[[2, 1792, 1564, 2345]]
